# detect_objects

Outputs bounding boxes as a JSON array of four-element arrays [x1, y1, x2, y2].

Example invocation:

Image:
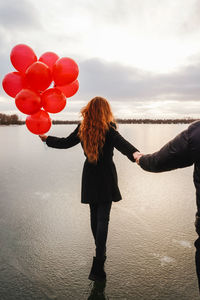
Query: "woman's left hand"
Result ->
[[39, 135, 48, 142]]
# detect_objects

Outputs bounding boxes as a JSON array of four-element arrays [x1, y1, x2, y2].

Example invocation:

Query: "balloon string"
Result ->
[[43, 141, 48, 151]]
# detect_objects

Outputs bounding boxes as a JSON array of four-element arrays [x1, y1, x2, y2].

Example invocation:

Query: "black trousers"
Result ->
[[89, 201, 112, 260]]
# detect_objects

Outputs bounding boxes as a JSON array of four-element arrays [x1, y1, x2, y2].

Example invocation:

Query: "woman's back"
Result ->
[[40, 96, 140, 282]]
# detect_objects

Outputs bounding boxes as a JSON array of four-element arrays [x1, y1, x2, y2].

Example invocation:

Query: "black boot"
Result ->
[[88, 257, 106, 281], [87, 280, 107, 299]]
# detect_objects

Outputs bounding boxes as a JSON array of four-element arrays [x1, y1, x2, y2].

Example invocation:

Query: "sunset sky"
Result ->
[[1, 0, 200, 120]]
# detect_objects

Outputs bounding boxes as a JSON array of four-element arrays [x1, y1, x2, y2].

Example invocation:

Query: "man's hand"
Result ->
[[136, 154, 143, 164]]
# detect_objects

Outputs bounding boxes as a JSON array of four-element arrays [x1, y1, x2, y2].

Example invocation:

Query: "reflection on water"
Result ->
[[0, 124, 199, 299]]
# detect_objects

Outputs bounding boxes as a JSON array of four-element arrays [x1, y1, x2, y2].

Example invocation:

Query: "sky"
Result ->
[[1, 0, 200, 120]]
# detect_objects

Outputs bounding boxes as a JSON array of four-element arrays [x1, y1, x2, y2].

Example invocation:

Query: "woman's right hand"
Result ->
[[136, 154, 143, 164], [39, 135, 48, 142], [133, 151, 143, 164]]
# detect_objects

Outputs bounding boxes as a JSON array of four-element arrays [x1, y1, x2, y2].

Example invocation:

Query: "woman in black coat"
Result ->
[[39, 96, 140, 281], [136, 120, 200, 292]]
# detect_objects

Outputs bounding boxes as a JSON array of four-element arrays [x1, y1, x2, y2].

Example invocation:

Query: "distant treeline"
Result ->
[[52, 120, 79, 125], [52, 118, 198, 124], [0, 113, 198, 125], [115, 118, 198, 124], [0, 113, 24, 125]]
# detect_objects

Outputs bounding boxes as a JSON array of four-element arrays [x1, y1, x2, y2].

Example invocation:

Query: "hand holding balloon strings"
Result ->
[[39, 135, 48, 142], [39, 135, 48, 150], [2, 44, 79, 136]]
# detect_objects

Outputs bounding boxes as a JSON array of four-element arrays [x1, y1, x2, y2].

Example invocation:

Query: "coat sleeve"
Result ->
[[139, 129, 193, 172], [188, 121, 200, 162], [111, 127, 139, 162], [46, 124, 80, 149]]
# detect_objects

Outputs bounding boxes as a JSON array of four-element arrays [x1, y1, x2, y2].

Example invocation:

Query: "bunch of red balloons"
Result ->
[[2, 44, 79, 134]]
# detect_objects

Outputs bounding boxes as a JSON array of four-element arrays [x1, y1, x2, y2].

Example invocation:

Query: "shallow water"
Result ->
[[0, 124, 199, 299]]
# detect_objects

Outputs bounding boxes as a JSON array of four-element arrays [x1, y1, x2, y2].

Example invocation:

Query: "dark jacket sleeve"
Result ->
[[188, 121, 200, 162], [46, 124, 80, 149], [188, 121, 200, 230], [139, 128, 193, 172], [110, 127, 139, 162]]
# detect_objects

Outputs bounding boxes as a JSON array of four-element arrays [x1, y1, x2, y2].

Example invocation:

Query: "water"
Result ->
[[0, 124, 199, 299]]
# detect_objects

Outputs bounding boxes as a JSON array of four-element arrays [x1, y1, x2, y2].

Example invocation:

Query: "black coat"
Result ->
[[139, 120, 200, 224], [46, 124, 138, 204]]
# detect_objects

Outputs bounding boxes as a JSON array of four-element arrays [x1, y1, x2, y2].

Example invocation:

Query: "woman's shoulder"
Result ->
[[107, 122, 118, 139], [109, 122, 117, 130]]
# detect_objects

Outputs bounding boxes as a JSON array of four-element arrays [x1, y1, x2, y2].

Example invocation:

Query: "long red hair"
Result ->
[[79, 97, 115, 163]]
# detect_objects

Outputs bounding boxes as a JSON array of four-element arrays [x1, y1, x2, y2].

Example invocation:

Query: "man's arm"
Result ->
[[139, 129, 193, 173]]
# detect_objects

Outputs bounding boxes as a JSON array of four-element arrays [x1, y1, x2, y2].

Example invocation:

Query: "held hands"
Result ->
[[133, 151, 143, 164], [39, 135, 48, 142]]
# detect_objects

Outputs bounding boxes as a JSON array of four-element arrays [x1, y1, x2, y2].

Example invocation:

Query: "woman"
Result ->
[[39, 96, 140, 281]]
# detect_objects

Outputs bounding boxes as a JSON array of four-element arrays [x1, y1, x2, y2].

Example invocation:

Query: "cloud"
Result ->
[[156, 64, 200, 100], [78, 58, 143, 99], [1, 55, 200, 108], [82, 0, 138, 24], [0, 0, 200, 119], [78, 57, 200, 101], [0, 51, 12, 78], [0, 0, 40, 30], [180, 0, 200, 35], [1, 50, 200, 102], [0, 0, 42, 75], [81, 0, 200, 38]]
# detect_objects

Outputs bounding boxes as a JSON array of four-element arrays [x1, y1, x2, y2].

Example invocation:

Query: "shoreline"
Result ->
[[0, 118, 198, 125], [0, 113, 198, 125]]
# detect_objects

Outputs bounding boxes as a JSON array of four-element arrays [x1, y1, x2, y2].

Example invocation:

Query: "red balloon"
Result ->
[[39, 52, 59, 72], [41, 88, 66, 113], [15, 89, 42, 115], [10, 44, 37, 73], [25, 61, 52, 91], [26, 110, 51, 135], [56, 80, 79, 98], [2, 72, 26, 98], [53, 57, 79, 86]]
